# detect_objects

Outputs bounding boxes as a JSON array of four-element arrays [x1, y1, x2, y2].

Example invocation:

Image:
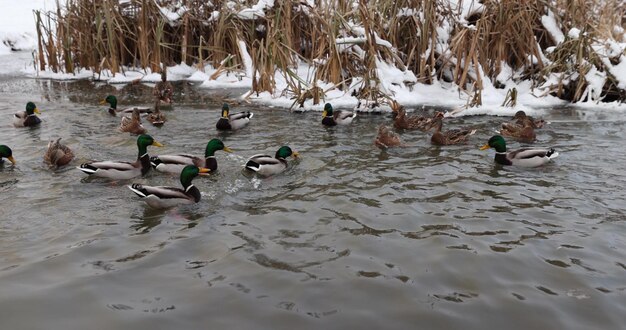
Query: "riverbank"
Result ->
[[3, 1, 626, 115]]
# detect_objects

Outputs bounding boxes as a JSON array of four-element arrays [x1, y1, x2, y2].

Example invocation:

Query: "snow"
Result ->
[[0, 0, 56, 54], [568, 28, 581, 39], [1, 0, 625, 115], [541, 10, 565, 45], [237, 0, 274, 19]]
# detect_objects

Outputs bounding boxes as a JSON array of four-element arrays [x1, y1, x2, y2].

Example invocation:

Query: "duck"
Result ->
[[13, 102, 42, 127], [43, 138, 74, 167], [245, 146, 299, 176], [480, 135, 558, 167], [100, 95, 152, 116], [77, 134, 163, 179], [513, 111, 545, 129], [429, 113, 476, 145], [0, 145, 16, 165], [128, 165, 209, 209], [216, 103, 253, 130], [390, 101, 432, 130], [119, 109, 147, 135], [153, 70, 174, 106], [151, 138, 233, 174], [374, 124, 403, 149], [322, 103, 356, 126], [146, 100, 166, 127], [500, 121, 536, 143]]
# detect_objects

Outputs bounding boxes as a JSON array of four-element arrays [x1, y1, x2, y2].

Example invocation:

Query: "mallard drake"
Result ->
[[500, 122, 536, 143], [128, 165, 209, 209], [374, 124, 403, 149], [429, 114, 476, 145], [119, 109, 147, 135], [100, 95, 152, 116], [513, 111, 545, 129], [216, 103, 253, 130], [43, 138, 74, 167], [13, 102, 42, 127], [151, 138, 233, 174], [391, 101, 431, 130], [480, 135, 558, 167], [77, 134, 163, 179], [146, 100, 166, 127], [0, 145, 16, 165], [245, 146, 299, 176], [153, 70, 173, 106], [322, 103, 356, 126]]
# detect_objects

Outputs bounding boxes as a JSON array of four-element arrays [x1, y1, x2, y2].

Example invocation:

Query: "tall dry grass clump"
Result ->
[[35, 0, 626, 104]]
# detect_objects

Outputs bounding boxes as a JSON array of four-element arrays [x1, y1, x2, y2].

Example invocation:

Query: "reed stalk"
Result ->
[[32, 0, 626, 104]]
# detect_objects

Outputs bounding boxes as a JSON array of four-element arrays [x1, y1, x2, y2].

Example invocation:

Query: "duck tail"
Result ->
[[245, 160, 260, 172], [128, 184, 148, 197], [546, 148, 559, 160], [248, 112, 254, 119], [150, 156, 162, 168], [77, 163, 98, 174]]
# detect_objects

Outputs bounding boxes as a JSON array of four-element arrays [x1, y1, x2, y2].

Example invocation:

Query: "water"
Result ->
[[1, 78, 625, 329]]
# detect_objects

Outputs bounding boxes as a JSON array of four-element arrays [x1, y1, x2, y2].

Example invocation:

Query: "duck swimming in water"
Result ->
[[77, 134, 163, 179], [322, 103, 356, 126], [13, 102, 42, 127], [480, 135, 558, 167], [100, 95, 152, 116], [245, 146, 299, 177], [216, 103, 253, 130], [129, 165, 209, 209]]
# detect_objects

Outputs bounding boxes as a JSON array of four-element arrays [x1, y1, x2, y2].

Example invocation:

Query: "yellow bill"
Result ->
[[34, 108, 41, 114], [479, 144, 490, 150], [223, 146, 234, 153], [198, 167, 211, 174], [99, 99, 107, 105], [152, 141, 164, 147], [7, 156, 16, 165], [292, 151, 300, 158]]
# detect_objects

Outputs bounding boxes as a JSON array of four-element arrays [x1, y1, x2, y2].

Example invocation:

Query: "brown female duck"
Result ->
[[374, 124, 403, 149], [429, 113, 476, 145], [500, 121, 536, 143], [513, 111, 545, 129], [153, 70, 173, 106], [120, 109, 147, 135], [391, 101, 434, 130], [44, 138, 74, 167], [146, 100, 166, 127]]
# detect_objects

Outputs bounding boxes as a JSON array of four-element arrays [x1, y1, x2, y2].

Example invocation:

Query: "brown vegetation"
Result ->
[[34, 0, 626, 104]]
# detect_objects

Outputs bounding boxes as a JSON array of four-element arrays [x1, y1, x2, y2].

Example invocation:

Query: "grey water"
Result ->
[[1, 77, 625, 329]]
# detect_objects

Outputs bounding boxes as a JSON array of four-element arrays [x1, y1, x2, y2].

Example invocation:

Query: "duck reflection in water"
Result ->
[[130, 206, 203, 233]]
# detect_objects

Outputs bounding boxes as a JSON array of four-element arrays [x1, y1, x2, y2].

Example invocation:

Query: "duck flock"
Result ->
[[1, 75, 559, 209]]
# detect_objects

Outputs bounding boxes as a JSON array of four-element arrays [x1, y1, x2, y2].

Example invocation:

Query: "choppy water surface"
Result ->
[[1, 78, 625, 329]]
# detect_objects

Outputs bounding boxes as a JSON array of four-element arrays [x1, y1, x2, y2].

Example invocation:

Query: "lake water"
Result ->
[[1, 77, 625, 329]]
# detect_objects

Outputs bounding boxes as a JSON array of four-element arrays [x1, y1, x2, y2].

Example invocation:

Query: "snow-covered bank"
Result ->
[[0, 1, 56, 54], [3, 0, 626, 116], [0, 0, 55, 75]]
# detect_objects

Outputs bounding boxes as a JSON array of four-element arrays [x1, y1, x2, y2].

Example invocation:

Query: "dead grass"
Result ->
[[35, 0, 626, 103]]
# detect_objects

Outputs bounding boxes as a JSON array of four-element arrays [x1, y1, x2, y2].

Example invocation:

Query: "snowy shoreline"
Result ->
[[2, 1, 625, 116]]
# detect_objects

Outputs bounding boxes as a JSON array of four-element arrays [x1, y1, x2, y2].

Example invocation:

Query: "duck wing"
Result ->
[[129, 184, 190, 200], [118, 107, 152, 114], [508, 148, 556, 160], [81, 161, 137, 171], [155, 154, 198, 164], [245, 154, 279, 171], [229, 111, 253, 121]]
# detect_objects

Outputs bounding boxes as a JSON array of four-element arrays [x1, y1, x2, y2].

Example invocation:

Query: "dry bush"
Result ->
[[34, 0, 626, 104]]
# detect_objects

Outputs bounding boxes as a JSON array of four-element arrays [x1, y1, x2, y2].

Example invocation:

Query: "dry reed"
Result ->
[[34, 0, 626, 104]]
